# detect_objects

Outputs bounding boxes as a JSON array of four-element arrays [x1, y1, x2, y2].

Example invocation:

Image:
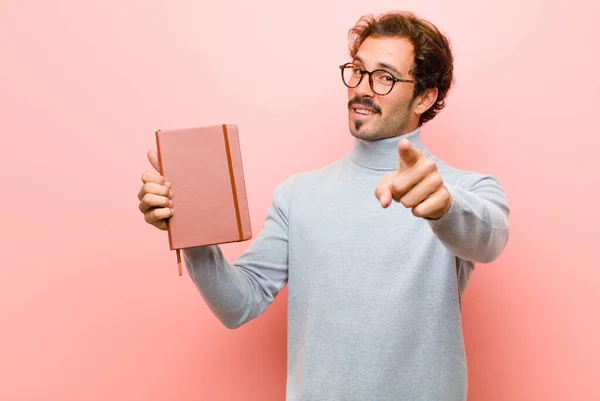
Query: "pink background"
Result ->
[[1, 1, 599, 400]]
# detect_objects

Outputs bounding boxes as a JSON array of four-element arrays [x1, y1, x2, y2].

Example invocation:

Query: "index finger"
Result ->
[[141, 170, 170, 186], [398, 138, 421, 170]]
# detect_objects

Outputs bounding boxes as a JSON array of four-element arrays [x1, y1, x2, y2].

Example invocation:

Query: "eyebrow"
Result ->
[[353, 56, 403, 77]]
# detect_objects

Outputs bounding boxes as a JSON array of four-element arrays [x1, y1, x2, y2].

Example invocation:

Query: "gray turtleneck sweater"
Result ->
[[182, 127, 510, 401]]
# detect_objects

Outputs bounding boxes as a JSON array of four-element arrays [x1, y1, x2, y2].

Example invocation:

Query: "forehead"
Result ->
[[354, 36, 415, 74]]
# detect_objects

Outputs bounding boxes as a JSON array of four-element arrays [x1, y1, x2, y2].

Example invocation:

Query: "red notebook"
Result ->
[[155, 124, 252, 275]]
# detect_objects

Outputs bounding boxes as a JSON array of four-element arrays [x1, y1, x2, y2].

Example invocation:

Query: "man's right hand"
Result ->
[[137, 149, 174, 231]]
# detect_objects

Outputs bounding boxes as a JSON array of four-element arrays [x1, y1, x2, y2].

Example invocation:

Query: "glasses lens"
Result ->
[[371, 70, 394, 95], [342, 65, 362, 88]]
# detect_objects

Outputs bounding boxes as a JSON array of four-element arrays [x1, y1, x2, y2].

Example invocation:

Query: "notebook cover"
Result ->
[[155, 124, 252, 250]]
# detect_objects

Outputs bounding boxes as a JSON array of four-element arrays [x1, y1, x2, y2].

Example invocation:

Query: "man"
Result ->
[[137, 11, 510, 401]]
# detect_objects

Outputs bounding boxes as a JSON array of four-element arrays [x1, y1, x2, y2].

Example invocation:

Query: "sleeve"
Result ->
[[181, 178, 292, 329], [426, 173, 510, 263]]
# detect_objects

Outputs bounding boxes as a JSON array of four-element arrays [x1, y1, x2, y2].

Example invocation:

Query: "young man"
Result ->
[[137, 11, 510, 401]]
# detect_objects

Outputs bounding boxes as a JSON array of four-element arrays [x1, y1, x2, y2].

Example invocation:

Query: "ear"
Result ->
[[412, 87, 439, 116]]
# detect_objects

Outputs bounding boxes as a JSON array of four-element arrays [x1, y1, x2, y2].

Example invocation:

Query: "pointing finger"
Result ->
[[398, 139, 421, 171]]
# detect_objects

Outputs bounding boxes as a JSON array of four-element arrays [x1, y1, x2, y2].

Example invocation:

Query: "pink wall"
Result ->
[[1, 1, 598, 400]]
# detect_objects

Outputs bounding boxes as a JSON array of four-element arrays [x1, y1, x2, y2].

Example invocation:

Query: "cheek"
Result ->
[[386, 86, 417, 112], [380, 97, 408, 117], [348, 88, 356, 99]]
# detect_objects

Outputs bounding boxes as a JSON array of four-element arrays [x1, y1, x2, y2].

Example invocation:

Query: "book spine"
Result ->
[[222, 124, 244, 241], [155, 130, 176, 251]]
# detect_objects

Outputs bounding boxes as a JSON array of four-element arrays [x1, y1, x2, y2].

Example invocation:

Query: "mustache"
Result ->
[[348, 97, 382, 114]]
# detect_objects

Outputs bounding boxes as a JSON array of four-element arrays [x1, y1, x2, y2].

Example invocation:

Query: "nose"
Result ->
[[352, 72, 375, 98]]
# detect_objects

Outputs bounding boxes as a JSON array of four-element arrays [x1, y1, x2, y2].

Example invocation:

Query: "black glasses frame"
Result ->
[[339, 62, 416, 95]]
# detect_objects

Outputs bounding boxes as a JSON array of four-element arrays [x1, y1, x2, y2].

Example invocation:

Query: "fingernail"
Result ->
[[169, 200, 173, 207], [165, 181, 171, 188], [170, 208, 174, 215], [168, 190, 173, 198]]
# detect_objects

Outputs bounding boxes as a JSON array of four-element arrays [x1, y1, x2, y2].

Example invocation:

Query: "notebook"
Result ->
[[155, 124, 252, 275]]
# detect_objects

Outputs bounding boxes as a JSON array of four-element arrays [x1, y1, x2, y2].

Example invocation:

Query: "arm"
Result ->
[[427, 173, 510, 263], [182, 180, 291, 329]]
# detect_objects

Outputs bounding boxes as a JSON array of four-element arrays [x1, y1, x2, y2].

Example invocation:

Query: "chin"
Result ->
[[350, 129, 374, 140], [349, 119, 383, 141]]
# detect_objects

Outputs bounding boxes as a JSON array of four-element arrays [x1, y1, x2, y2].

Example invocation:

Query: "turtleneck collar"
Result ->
[[348, 127, 430, 171]]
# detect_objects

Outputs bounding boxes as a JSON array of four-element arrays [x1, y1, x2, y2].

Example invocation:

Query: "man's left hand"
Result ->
[[374, 138, 452, 220]]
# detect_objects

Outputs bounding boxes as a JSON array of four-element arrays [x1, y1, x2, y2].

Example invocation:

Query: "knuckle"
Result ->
[[400, 196, 411, 208], [153, 208, 162, 218], [141, 193, 154, 206], [158, 207, 171, 220], [150, 209, 161, 222], [423, 159, 437, 173], [144, 182, 158, 196], [443, 189, 451, 204], [392, 179, 406, 195]]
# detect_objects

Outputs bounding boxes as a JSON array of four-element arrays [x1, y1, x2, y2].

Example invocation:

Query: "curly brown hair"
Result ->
[[348, 11, 454, 125]]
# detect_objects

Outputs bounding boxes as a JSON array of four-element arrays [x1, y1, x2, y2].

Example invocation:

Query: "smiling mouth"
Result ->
[[351, 105, 380, 120], [348, 98, 381, 115], [353, 107, 377, 115]]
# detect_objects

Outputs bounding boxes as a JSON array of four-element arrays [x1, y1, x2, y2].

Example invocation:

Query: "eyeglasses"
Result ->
[[339, 62, 416, 95]]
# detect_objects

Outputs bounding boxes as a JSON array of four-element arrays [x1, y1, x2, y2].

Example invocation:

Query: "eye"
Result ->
[[375, 72, 394, 84], [377, 72, 394, 84]]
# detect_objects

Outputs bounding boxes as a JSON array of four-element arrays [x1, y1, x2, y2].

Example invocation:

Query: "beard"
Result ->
[[348, 96, 413, 141]]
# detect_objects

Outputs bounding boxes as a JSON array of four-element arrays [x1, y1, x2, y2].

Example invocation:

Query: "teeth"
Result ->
[[356, 108, 374, 115]]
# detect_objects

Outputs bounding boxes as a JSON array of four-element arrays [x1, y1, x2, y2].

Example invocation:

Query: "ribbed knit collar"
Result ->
[[348, 127, 430, 171]]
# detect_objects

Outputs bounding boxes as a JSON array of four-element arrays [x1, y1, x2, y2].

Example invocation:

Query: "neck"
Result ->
[[349, 127, 429, 171]]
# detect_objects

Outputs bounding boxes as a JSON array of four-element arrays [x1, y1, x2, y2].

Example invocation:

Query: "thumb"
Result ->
[[374, 174, 394, 208], [147, 148, 162, 173]]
